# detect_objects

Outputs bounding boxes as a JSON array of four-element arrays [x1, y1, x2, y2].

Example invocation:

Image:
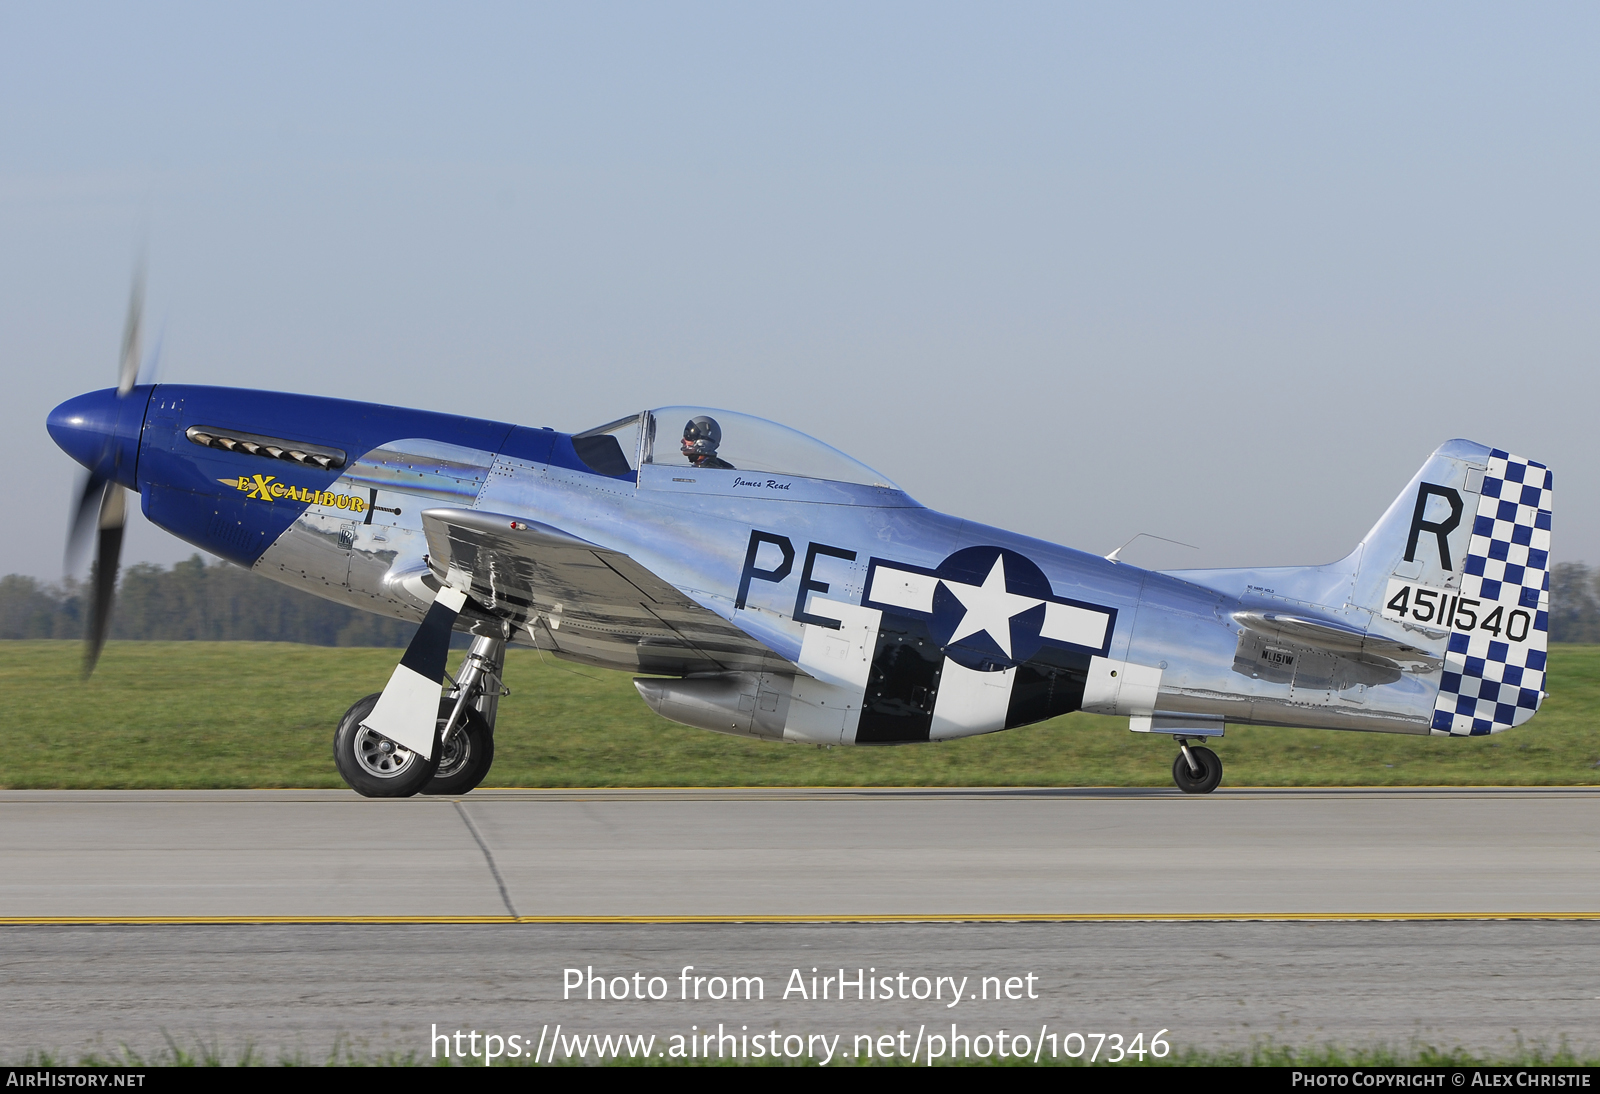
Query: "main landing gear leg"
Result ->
[[1171, 736, 1223, 794], [333, 632, 510, 798], [423, 635, 508, 796]]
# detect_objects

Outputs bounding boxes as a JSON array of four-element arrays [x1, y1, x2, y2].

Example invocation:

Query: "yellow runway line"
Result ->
[[2, 911, 1598, 926]]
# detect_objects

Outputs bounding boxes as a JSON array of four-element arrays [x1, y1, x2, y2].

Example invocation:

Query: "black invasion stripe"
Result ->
[[398, 596, 461, 681], [1005, 647, 1091, 730], [855, 615, 940, 744]]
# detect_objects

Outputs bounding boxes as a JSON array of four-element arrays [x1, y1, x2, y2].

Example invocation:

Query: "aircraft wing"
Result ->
[[1232, 609, 1442, 669], [420, 508, 793, 676]]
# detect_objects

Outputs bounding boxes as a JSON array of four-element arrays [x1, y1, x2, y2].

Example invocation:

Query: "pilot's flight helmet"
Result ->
[[681, 415, 722, 459]]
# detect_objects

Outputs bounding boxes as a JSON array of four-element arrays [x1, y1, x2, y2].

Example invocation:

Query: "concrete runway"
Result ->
[[2, 788, 1597, 1062], [2, 787, 1598, 918], [4, 921, 1599, 1062]]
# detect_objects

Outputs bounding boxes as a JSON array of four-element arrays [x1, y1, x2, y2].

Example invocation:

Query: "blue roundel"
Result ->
[[928, 546, 1053, 671]]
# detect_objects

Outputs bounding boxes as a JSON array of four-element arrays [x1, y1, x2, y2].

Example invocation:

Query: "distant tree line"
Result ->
[[0, 555, 418, 646], [4, 556, 1600, 647], [1548, 562, 1600, 644]]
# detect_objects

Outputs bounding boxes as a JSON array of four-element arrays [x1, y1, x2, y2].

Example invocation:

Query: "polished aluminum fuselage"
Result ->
[[256, 433, 1437, 738]]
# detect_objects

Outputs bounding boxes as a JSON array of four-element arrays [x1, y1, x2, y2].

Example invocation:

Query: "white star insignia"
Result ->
[[940, 556, 1043, 658]]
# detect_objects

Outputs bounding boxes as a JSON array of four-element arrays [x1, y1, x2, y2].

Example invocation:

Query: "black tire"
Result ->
[[333, 692, 441, 798], [421, 699, 495, 796], [1172, 745, 1223, 794]]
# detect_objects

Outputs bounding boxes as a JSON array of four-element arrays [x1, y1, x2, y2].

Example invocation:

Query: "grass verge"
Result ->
[[2, 640, 1597, 788]]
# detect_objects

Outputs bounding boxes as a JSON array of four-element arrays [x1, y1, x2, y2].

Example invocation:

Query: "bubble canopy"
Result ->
[[572, 407, 898, 489]]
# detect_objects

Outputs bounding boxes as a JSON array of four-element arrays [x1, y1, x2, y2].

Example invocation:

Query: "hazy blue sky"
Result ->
[[4, 2, 1596, 579]]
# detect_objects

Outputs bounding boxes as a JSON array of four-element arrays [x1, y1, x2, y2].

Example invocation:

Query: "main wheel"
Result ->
[[333, 693, 441, 798], [1172, 745, 1223, 794], [422, 700, 494, 796]]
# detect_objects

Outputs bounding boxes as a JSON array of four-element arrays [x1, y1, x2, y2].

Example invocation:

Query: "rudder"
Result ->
[[1431, 449, 1552, 734], [1356, 442, 1552, 735]]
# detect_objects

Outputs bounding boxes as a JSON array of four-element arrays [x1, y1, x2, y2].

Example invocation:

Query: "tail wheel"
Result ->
[[333, 693, 441, 798], [1172, 745, 1223, 794], [422, 700, 495, 796]]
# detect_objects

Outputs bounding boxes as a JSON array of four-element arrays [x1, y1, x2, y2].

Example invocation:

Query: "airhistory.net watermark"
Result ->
[[430, 1022, 1171, 1065]]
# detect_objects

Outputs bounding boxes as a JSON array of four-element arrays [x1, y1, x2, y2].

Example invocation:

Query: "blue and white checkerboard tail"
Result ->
[[1430, 449, 1552, 735], [1355, 440, 1551, 737]]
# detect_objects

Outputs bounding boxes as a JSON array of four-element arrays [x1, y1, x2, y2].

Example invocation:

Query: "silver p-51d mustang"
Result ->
[[50, 316, 1552, 796]]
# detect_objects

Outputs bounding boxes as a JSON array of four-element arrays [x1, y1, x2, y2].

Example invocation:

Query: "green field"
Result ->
[[2, 640, 1598, 788]]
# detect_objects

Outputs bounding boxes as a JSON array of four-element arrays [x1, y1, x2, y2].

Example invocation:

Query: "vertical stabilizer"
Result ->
[[1357, 442, 1552, 735]]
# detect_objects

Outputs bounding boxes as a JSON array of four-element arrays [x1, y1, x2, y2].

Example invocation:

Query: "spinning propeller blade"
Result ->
[[84, 483, 126, 675], [64, 274, 145, 676], [66, 472, 108, 573], [117, 269, 143, 395]]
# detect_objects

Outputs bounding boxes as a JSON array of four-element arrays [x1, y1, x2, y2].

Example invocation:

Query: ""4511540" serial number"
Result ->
[[1381, 579, 1534, 642]]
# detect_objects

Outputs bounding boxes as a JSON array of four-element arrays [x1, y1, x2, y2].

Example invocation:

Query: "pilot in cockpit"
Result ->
[[681, 415, 735, 470]]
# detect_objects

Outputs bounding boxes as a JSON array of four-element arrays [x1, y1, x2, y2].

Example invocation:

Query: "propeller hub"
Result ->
[[47, 386, 152, 490]]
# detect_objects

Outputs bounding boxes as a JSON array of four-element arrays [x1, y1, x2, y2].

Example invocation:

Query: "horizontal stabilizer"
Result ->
[[1233, 609, 1441, 669]]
